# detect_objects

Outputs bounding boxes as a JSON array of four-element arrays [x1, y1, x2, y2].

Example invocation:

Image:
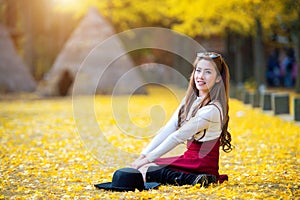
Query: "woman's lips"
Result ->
[[197, 80, 206, 86]]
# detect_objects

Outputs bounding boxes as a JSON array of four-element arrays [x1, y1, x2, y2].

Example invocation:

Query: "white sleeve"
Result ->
[[140, 104, 181, 155], [146, 105, 220, 162]]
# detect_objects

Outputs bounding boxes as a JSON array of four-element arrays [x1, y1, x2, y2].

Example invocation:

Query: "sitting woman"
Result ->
[[132, 52, 232, 187]]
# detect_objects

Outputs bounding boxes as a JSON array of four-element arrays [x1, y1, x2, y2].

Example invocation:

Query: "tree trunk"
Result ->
[[172, 34, 194, 88], [293, 11, 300, 94], [253, 17, 266, 91], [20, 0, 35, 73], [4, 0, 19, 48], [224, 30, 235, 82], [233, 34, 243, 84]]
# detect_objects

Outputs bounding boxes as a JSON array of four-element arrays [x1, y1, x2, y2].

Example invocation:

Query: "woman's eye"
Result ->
[[196, 69, 201, 73], [205, 70, 212, 74]]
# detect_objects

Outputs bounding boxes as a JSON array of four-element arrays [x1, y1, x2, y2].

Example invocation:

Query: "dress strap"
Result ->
[[209, 103, 223, 130]]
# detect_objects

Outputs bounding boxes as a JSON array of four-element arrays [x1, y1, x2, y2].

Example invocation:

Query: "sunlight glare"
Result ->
[[51, 0, 83, 11]]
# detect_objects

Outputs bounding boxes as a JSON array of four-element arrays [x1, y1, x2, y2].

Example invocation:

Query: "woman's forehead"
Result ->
[[196, 59, 216, 69]]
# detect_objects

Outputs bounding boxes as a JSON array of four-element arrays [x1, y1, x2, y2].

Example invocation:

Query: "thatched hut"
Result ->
[[0, 24, 36, 93], [37, 8, 146, 96]]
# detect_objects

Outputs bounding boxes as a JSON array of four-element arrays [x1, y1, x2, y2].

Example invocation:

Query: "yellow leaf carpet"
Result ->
[[1, 86, 299, 199]]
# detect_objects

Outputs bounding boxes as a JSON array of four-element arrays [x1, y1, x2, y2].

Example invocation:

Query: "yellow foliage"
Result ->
[[51, 0, 288, 37], [0, 86, 300, 199]]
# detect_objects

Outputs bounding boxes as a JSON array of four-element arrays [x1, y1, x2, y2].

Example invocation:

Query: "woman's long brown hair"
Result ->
[[177, 53, 232, 152]]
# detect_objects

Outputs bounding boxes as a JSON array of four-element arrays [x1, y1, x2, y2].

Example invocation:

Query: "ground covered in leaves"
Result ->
[[1, 86, 299, 199]]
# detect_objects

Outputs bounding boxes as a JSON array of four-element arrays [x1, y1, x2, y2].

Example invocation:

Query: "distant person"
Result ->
[[131, 52, 232, 187], [292, 59, 298, 86], [266, 49, 281, 87], [281, 48, 296, 87]]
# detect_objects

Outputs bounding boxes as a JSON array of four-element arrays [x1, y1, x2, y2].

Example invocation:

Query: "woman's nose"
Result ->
[[196, 72, 204, 79]]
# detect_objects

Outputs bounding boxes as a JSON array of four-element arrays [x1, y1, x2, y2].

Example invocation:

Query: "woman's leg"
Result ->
[[145, 166, 217, 187], [138, 162, 159, 182]]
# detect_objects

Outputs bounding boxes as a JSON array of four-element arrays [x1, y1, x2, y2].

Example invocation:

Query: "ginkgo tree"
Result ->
[[53, 0, 168, 30], [2, 0, 299, 91], [278, 0, 300, 93], [90, 0, 298, 92], [158, 0, 286, 90], [166, 0, 298, 92]]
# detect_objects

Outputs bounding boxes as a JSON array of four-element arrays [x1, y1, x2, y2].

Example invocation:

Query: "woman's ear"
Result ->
[[216, 76, 222, 83]]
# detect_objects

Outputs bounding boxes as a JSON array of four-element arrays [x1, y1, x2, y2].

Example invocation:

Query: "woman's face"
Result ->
[[194, 59, 220, 96]]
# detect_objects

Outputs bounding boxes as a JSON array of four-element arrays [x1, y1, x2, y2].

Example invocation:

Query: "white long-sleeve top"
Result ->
[[141, 97, 223, 162]]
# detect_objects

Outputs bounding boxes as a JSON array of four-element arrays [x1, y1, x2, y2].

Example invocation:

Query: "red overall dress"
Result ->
[[154, 138, 228, 183]]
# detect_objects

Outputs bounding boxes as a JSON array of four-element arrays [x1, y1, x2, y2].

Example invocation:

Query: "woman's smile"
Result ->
[[195, 79, 206, 87]]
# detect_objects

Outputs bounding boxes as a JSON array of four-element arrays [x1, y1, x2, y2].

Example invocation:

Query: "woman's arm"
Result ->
[[131, 104, 180, 169], [145, 105, 220, 162], [140, 104, 181, 155]]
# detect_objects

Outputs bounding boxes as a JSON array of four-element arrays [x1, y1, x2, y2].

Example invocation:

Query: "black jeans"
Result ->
[[146, 165, 217, 187]]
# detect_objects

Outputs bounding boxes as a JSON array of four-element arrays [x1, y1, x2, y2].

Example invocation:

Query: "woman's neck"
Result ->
[[198, 91, 208, 98]]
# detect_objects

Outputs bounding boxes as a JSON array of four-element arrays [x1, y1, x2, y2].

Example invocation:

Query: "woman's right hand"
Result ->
[[131, 154, 146, 169], [132, 157, 150, 169]]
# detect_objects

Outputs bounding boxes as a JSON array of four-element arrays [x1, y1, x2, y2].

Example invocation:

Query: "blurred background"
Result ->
[[0, 0, 299, 96]]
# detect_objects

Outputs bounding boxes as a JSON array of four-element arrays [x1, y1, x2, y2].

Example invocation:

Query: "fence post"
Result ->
[[236, 85, 244, 101], [272, 93, 290, 115], [250, 91, 260, 108], [294, 97, 300, 121], [229, 83, 236, 99], [243, 91, 251, 104], [260, 92, 272, 111]]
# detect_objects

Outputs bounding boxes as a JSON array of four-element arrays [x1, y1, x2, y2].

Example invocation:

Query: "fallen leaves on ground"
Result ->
[[0, 86, 299, 199]]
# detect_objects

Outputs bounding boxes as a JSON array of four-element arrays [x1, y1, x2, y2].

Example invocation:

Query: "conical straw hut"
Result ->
[[0, 24, 36, 93], [37, 7, 146, 96]]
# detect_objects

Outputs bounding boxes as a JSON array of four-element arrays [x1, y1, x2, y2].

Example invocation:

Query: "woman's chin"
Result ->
[[196, 85, 208, 91]]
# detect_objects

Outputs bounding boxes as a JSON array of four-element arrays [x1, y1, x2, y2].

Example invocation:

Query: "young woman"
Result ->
[[132, 52, 232, 187]]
